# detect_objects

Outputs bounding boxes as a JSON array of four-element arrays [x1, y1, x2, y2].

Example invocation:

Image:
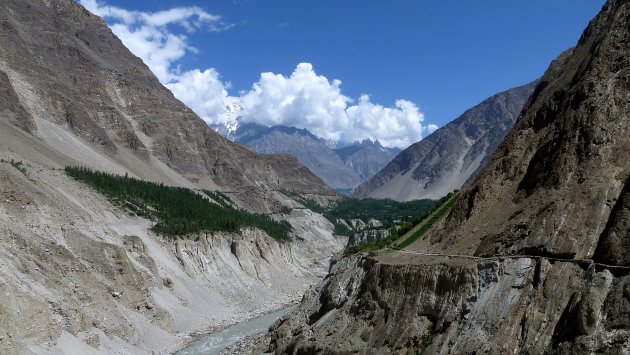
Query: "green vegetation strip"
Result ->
[[345, 191, 457, 254], [65, 166, 292, 241], [324, 197, 435, 232], [346, 234, 399, 254], [282, 190, 326, 214], [397, 192, 459, 249], [201, 189, 233, 209], [282, 190, 436, 237]]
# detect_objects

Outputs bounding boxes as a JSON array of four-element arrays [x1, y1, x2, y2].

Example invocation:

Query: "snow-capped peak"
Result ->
[[224, 103, 243, 135], [211, 103, 243, 140]]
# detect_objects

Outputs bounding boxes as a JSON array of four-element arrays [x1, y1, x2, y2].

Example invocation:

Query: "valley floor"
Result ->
[[0, 156, 344, 355]]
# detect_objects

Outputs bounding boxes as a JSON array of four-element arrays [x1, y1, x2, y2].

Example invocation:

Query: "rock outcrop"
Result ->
[[0, 160, 344, 354], [268, 0, 630, 353], [353, 81, 536, 201], [345, 225, 391, 251]]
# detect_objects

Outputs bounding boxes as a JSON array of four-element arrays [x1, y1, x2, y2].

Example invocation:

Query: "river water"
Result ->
[[176, 255, 333, 354], [175, 307, 294, 355]]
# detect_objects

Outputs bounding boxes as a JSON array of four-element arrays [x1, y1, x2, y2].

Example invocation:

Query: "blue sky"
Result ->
[[80, 0, 605, 148]]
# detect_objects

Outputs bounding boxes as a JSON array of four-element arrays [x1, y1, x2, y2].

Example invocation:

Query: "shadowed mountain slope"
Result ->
[[0, 1, 346, 353], [354, 81, 537, 201], [268, 1, 630, 353]]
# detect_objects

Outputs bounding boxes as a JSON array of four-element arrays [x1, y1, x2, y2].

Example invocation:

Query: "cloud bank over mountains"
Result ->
[[80, 0, 436, 148]]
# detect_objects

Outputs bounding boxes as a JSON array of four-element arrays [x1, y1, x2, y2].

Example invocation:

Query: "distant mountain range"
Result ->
[[353, 81, 538, 201], [210, 79, 536, 199], [212, 121, 400, 191]]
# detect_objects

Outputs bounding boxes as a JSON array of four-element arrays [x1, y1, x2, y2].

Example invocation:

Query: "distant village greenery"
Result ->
[[325, 197, 436, 229], [346, 191, 460, 254], [65, 166, 292, 241], [283, 190, 437, 236]]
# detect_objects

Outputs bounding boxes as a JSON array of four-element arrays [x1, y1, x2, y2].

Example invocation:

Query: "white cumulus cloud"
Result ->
[[238, 63, 427, 147], [79, 0, 231, 82], [427, 124, 439, 134], [79, 1, 435, 148], [345, 95, 425, 148], [239, 63, 351, 140], [165, 68, 238, 122]]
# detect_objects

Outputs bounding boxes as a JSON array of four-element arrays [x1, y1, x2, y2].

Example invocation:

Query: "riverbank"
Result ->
[[175, 305, 296, 354], [219, 332, 271, 354]]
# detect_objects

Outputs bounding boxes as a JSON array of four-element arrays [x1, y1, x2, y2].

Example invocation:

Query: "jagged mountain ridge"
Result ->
[[354, 81, 537, 201], [0, 0, 336, 214], [214, 121, 400, 190], [230, 123, 363, 189], [268, 0, 630, 353], [335, 139, 402, 182]]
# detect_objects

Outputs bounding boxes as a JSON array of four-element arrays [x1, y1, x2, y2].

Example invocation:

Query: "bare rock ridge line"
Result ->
[[0, 0, 336, 214], [216, 122, 401, 190], [268, 0, 630, 353], [228, 123, 364, 190], [354, 80, 537, 201]]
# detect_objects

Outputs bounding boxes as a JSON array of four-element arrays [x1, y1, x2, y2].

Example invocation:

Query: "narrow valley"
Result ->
[[1, 0, 625, 354]]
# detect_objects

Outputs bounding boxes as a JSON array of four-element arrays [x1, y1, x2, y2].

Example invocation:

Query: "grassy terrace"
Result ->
[[65, 166, 292, 241], [397, 191, 459, 248]]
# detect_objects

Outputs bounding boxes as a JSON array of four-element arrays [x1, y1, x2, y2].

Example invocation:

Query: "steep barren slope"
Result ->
[[0, 0, 335, 213], [268, 0, 630, 353], [354, 81, 536, 201], [0, 1, 345, 354], [0, 160, 343, 355]]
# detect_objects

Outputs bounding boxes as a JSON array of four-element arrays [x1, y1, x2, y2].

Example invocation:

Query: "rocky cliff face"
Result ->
[[354, 81, 537, 201], [268, 0, 630, 353], [0, 0, 336, 214]]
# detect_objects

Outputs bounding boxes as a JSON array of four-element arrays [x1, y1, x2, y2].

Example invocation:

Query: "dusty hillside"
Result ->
[[0, 0, 336, 214], [0, 159, 343, 354], [0, 0, 347, 354], [354, 81, 536, 201], [268, 0, 630, 353]]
